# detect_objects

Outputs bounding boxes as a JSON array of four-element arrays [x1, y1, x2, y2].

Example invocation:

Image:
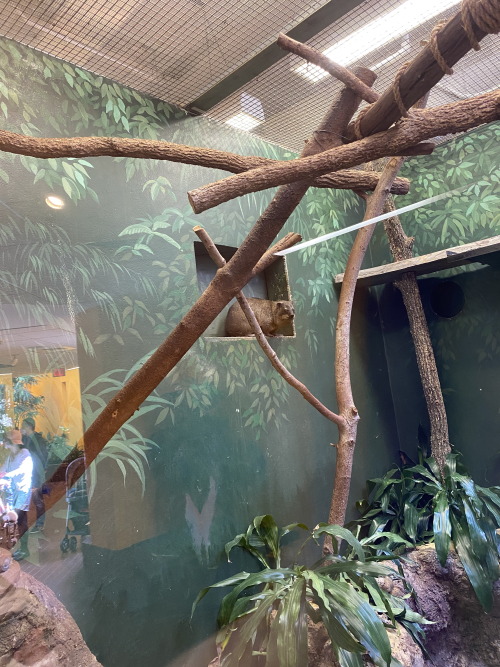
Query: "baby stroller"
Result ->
[[60, 457, 89, 553]]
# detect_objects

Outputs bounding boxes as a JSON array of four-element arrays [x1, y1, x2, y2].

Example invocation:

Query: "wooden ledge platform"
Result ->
[[335, 235, 500, 287]]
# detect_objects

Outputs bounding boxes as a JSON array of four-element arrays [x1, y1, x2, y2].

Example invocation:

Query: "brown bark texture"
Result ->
[[383, 200, 451, 471], [42, 70, 376, 513], [328, 156, 406, 529], [188, 91, 499, 212], [0, 128, 410, 194], [277, 33, 380, 104], [344, 1, 500, 140]]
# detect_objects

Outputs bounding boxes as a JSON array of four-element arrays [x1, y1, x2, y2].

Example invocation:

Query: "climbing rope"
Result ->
[[352, 0, 500, 139]]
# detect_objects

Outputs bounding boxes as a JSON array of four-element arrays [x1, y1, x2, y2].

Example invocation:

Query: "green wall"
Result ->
[[369, 122, 500, 484], [0, 38, 399, 666]]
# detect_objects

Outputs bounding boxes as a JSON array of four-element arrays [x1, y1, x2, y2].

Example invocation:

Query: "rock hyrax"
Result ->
[[225, 298, 294, 337]]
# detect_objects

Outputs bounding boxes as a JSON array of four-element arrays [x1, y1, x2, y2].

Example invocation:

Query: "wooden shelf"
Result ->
[[335, 235, 500, 287]]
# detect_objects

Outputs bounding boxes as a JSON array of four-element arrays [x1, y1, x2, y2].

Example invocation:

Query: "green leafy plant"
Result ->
[[46, 428, 73, 464], [13, 375, 45, 427], [354, 451, 500, 610], [193, 515, 429, 667]]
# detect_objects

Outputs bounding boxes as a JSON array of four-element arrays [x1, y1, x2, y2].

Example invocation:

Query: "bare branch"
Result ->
[[252, 232, 302, 275], [277, 33, 379, 104], [0, 128, 412, 194], [194, 226, 343, 427], [328, 155, 406, 529], [383, 198, 451, 471], [345, 1, 500, 140]]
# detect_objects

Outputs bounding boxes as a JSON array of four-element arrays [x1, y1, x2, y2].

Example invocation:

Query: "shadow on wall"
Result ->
[[377, 260, 500, 486]]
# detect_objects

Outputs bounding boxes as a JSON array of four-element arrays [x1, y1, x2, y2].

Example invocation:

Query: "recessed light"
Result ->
[[225, 112, 262, 132], [294, 0, 459, 82], [45, 194, 65, 209]]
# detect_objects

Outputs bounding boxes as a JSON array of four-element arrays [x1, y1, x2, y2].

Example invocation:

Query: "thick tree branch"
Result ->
[[188, 91, 499, 213], [277, 33, 379, 104], [383, 198, 451, 471], [344, 0, 500, 140], [0, 128, 411, 194], [194, 226, 343, 427]]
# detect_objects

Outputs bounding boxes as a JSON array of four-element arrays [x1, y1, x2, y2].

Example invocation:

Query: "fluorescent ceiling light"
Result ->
[[225, 112, 262, 131], [295, 0, 460, 82]]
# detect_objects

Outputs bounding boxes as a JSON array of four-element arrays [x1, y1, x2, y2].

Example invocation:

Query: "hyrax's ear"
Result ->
[[277, 301, 284, 307]]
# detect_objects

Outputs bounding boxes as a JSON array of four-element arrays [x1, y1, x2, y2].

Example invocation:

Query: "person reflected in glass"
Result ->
[[0, 429, 33, 560], [21, 418, 48, 532]]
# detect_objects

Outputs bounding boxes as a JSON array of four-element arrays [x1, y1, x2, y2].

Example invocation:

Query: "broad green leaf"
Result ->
[[191, 572, 250, 618], [321, 609, 364, 655], [477, 486, 500, 510], [280, 522, 309, 539], [218, 569, 293, 627], [222, 587, 283, 666], [317, 560, 395, 579], [425, 457, 442, 479], [407, 464, 441, 487], [307, 571, 363, 653], [453, 474, 486, 517], [337, 647, 364, 667], [395, 606, 434, 625], [316, 575, 391, 665], [433, 490, 451, 566], [403, 503, 418, 540], [361, 532, 412, 547], [313, 525, 365, 562], [224, 533, 268, 568], [450, 513, 493, 611], [481, 497, 500, 526], [253, 515, 280, 561], [275, 578, 307, 667], [460, 499, 486, 557]]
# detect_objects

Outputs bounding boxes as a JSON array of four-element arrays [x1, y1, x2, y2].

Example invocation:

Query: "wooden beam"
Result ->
[[335, 235, 500, 286]]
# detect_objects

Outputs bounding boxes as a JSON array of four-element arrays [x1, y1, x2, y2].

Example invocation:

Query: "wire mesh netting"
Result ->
[[0, 0, 498, 151]]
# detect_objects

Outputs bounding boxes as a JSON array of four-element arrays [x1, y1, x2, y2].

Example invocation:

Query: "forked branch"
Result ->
[[194, 226, 343, 427], [327, 156, 407, 530]]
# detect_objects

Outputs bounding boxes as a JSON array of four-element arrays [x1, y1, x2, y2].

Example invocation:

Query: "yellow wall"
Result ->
[[0, 369, 83, 447], [29, 368, 83, 447]]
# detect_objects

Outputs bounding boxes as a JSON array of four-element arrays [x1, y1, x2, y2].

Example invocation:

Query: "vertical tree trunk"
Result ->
[[328, 157, 406, 531], [383, 197, 451, 470]]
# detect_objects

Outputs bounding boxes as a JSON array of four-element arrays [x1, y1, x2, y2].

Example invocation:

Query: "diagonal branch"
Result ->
[[187, 91, 499, 213], [277, 33, 379, 104], [344, 0, 500, 141], [194, 226, 343, 427], [277, 32, 380, 102]]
